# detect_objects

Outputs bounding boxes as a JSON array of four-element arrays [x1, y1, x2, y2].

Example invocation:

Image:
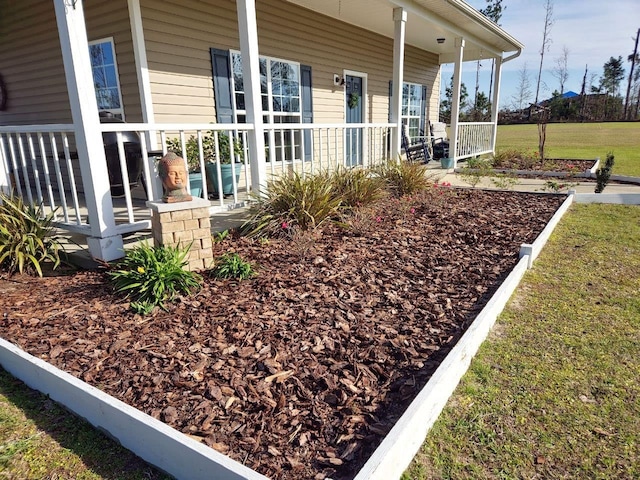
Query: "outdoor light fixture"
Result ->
[[437, 38, 446, 44]]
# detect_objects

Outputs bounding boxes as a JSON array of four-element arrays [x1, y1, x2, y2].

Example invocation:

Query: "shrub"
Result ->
[[242, 171, 342, 237], [373, 159, 432, 197], [210, 252, 254, 280], [329, 167, 386, 209], [595, 152, 615, 193], [0, 193, 62, 277], [107, 243, 202, 315]]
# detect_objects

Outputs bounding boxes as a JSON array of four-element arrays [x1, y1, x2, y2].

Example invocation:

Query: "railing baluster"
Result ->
[[49, 133, 70, 224], [37, 133, 57, 218], [27, 134, 45, 207], [62, 133, 82, 225]]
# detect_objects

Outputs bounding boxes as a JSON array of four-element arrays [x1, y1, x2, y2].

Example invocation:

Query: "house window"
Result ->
[[89, 38, 124, 118], [230, 52, 302, 162], [402, 82, 424, 139]]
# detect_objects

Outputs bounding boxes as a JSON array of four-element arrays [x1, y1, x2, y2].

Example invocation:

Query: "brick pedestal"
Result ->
[[147, 198, 213, 271]]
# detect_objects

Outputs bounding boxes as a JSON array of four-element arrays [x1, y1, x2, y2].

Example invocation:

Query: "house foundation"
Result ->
[[147, 198, 213, 271]]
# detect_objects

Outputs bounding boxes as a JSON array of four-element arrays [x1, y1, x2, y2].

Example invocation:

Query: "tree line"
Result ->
[[440, 0, 639, 124]]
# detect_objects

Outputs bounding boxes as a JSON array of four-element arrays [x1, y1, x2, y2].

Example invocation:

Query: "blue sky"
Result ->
[[443, 0, 640, 109]]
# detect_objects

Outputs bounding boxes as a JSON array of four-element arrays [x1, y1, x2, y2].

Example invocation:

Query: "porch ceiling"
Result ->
[[284, 0, 523, 63]]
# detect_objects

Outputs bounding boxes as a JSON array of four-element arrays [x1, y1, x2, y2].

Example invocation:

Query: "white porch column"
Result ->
[[390, 7, 407, 159], [53, 0, 124, 261], [490, 56, 503, 154], [128, 0, 162, 199], [450, 37, 465, 167], [236, 0, 266, 195]]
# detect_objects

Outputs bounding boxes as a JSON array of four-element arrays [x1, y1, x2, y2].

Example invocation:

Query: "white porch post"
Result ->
[[391, 7, 407, 159], [53, 0, 124, 261], [128, 0, 162, 199], [236, 0, 266, 195], [450, 37, 465, 167], [490, 56, 503, 154]]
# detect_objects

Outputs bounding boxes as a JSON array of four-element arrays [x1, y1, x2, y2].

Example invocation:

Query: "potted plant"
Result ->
[[205, 131, 244, 197], [165, 135, 209, 198]]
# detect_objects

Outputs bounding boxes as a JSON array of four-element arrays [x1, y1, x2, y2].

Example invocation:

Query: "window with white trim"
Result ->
[[402, 82, 424, 139], [230, 52, 302, 161], [89, 38, 124, 119]]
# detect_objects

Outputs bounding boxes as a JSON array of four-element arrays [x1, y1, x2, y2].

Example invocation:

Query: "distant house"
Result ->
[[0, 0, 523, 261]]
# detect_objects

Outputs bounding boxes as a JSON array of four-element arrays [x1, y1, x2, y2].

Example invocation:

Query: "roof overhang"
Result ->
[[284, 0, 523, 63]]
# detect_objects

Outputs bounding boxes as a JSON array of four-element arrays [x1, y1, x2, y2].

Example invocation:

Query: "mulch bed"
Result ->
[[0, 188, 565, 480], [491, 157, 596, 172]]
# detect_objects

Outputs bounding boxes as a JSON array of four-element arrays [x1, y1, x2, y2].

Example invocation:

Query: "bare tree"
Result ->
[[473, 0, 507, 116], [552, 45, 570, 94], [534, 0, 554, 106], [512, 62, 532, 111], [624, 29, 639, 120]]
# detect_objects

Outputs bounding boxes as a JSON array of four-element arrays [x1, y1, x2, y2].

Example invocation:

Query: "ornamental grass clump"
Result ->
[[242, 171, 342, 237], [107, 243, 202, 315], [329, 167, 386, 209], [374, 159, 432, 197], [0, 193, 62, 277]]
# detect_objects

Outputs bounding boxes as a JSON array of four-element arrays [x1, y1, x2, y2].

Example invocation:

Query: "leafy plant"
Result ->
[[213, 229, 230, 243], [458, 159, 494, 188], [490, 173, 519, 190], [242, 171, 342, 237], [0, 193, 62, 277], [329, 167, 386, 209], [373, 159, 432, 197], [211, 252, 254, 280], [107, 243, 202, 315], [595, 152, 615, 193]]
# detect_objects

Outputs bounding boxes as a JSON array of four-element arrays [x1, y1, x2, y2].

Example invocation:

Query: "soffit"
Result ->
[[283, 0, 523, 63]]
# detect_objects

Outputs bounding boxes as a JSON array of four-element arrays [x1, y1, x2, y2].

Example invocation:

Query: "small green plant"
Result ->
[[213, 229, 229, 243], [0, 193, 62, 277], [458, 159, 494, 188], [107, 243, 202, 315], [211, 252, 254, 280], [242, 171, 342, 237], [329, 166, 386, 209], [373, 158, 432, 197], [490, 173, 519, 190], [595, 152, 615, 193]]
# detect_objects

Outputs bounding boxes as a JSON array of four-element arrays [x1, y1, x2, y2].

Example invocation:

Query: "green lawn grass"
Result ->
[[495, 123, 640, 177], [0, 369, 172, 479], [404, 204, 640, 479]]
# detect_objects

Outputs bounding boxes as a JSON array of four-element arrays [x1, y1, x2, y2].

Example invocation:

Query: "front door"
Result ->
[[345, 75, 363, 167]]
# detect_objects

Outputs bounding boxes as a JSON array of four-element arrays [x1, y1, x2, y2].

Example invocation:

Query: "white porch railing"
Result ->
[[0, 125, 88, 233], [455, 122, 494, 160], [0, 122, 394, 238]]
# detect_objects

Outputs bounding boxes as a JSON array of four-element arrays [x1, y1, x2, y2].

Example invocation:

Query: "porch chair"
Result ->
[[429, 121, 450, 160], [401, 125, 431, 163]]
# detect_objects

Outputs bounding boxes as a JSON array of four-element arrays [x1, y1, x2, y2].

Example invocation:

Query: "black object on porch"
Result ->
[[99, 111, 144, 197]]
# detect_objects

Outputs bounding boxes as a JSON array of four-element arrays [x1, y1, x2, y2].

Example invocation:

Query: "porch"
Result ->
[[0, 0, 522, 261]]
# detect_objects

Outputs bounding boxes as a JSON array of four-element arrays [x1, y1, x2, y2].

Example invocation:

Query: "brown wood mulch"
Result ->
[[0, 188, 565, 480], [491, 157, 596, 172]]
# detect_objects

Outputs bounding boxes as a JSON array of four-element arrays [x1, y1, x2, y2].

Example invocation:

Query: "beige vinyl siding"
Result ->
[[141, 0, 440, 125], [85, 0, 142, 122], [0, 0, 141, 125], [0, 1, 70, 125]]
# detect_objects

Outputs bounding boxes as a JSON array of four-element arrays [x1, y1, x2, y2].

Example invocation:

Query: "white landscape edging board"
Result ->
[[0, 194, 577, 480], [519, 193, 575, 269], [353, 255, 530, 480], [574, 193, 640, 205], [0, 338, 268, 480]]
